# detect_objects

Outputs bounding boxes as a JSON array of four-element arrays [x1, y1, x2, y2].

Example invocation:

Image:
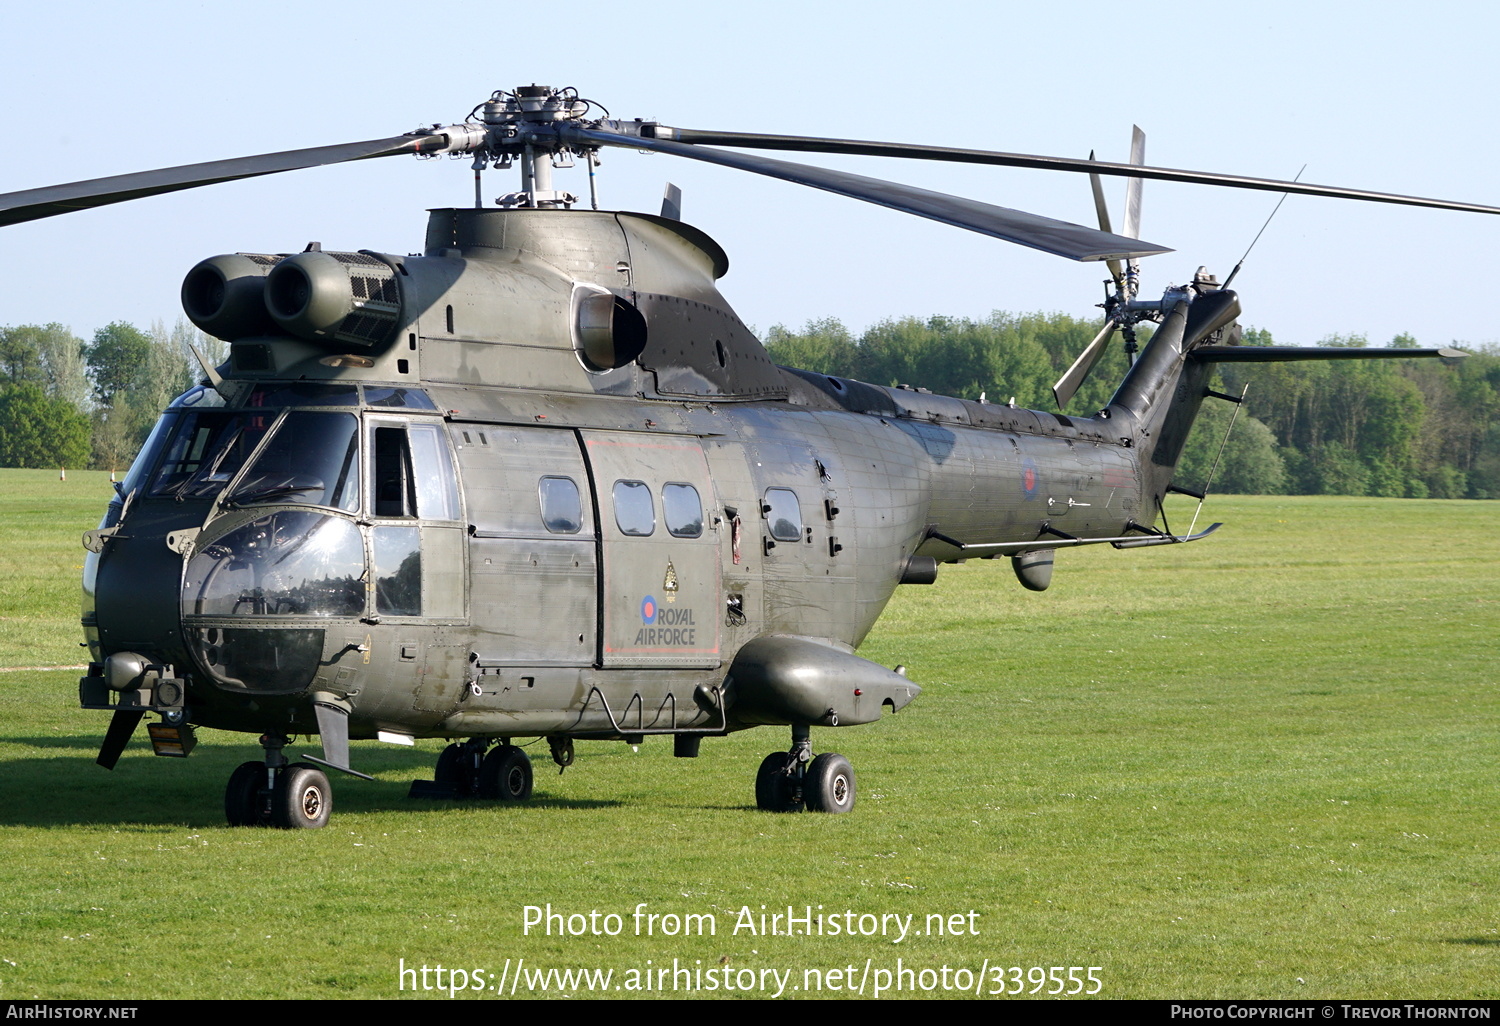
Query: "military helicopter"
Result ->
[[1, 85, 1484, 828]]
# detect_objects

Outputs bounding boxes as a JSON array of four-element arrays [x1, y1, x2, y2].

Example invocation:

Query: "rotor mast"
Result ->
[[476, 85, 585, 210]]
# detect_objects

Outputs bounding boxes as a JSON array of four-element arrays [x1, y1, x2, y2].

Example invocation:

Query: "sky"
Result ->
[[3, 0, 1498, 352]]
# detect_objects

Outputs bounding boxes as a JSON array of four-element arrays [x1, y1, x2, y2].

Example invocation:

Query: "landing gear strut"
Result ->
[[754, 724, 855, 814], [224, 734, 334, 829]]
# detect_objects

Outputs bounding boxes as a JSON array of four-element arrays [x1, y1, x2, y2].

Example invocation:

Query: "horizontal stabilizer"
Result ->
[[1192, 345, 1466, 364]]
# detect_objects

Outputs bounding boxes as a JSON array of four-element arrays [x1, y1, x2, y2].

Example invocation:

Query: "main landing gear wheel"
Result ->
[[434, 742, 476, 795], [479, 745, 533, 801], [272, 763, 333, 829], [804, 753, 855, 813], [755, 752, 802, 813], [225, 760, 268, 827]]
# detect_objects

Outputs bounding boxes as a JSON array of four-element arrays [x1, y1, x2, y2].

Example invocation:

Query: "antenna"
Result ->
[[1222, 166, 1306, 289], [1186, 383, 1250, 538]]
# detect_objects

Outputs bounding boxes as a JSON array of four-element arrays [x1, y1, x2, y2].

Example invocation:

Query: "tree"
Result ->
[[85, 321, 154, 409], [764, 318, 859, 375], [83, 320, 195, 469], [1174, 401, 1286, 495], [0, 381, 91, 468], [0, 323, 90, 408]]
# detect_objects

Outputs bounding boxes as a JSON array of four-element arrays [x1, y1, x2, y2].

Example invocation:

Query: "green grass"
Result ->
[[0, 471, 1496, 999], [0, 469, 111, 669]]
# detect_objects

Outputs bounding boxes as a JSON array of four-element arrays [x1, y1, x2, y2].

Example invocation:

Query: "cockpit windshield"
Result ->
[[145, 409, 360, 510], [147, 410, 276, 500], [228, 412, 360, 510]]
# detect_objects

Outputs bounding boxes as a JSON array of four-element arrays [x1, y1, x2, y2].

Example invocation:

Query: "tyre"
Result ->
[[478, 745, 533, 802], [272, 763, 333, 829], [755, 752, 802, 812], [434, 742, 468, 783], [804, 753, 855, 813], [225, 760, 267, 827]]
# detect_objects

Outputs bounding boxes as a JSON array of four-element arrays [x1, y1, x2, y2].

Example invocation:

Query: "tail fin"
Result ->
[[1103, 288, 1463, 508]]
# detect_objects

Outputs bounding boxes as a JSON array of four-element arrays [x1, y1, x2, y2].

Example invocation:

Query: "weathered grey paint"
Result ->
[[86, 206, 1214, 757]]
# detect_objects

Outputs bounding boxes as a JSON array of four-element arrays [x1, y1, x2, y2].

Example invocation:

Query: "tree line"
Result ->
[[0, 321, 226, 472], [3, 312, 1495, 499], [764, 313, 1499, 499]]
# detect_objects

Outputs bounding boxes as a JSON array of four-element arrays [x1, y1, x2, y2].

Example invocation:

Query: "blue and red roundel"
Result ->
[[640, 596, 658, 624], [1021, 457, 1041, 499]]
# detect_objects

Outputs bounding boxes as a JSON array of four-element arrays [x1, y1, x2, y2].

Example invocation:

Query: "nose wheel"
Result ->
[[754, 725, 855, 814], [274, 764, 332, 828], [223, 734, 334, 829]]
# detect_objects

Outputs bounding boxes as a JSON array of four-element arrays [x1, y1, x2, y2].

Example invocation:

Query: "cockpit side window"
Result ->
[[409, 422, 459, 521], [374, 427, 416, 517]]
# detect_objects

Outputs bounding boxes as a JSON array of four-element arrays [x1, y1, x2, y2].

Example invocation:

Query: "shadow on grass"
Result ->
[[3, 735, 111, 751], [0, 745, 625, 828], [1444, 937, 1500, 946]]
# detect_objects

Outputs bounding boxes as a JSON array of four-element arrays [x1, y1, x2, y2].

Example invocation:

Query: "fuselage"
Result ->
[[82, 206, 1182, 747]]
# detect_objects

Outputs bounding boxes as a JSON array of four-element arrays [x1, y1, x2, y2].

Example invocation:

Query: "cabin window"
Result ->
[[763, 488, 802, 542], [539, 477, 583, 534], [612, 480, 655, 537], [663, 483, 704, 538]]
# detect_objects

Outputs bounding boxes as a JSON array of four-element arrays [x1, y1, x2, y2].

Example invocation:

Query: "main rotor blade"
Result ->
[[1123, 126, 1145, 278], [1087, 150, 1123, 285], [1053, 317, 1118, 409], [0, 135, 451, 227], [568, 127, 1169, 262], [1123, 126, 1145, 241], [646, 126, 1500, 216]]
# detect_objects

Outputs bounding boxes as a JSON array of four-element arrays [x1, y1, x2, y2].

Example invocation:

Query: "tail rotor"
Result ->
[[1053, 126, 1150, 410]]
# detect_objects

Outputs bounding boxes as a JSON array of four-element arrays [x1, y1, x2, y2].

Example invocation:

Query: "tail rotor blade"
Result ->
[[1053, 317, 1119, 409]]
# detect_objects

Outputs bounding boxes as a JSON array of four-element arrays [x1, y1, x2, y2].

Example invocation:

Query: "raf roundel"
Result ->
[[1021, 458, 1041, 499], [640, 596, 658, 625]]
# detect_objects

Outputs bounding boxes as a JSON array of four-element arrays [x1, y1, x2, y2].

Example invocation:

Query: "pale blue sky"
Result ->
[[3, 0, 1497, 350]]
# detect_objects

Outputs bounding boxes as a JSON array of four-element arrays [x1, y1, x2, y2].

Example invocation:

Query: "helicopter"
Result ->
[[0, 85, 1484, 829]]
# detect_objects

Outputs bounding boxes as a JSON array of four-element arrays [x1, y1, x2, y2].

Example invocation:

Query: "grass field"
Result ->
[[0, 468, 1495, 1000]]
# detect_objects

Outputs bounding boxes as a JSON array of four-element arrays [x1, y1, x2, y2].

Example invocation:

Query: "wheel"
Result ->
[[271, 763, 332, 829], [755, 752, 802, 812], [435, 742, 468, 784], [225, 760, 267, 827], [804, 753, 855, 813], [478, 745, 533, 802], [435, 742, 480, 796]]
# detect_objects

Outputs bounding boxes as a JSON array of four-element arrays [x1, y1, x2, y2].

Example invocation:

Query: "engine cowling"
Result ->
[[182, 250, 405, 348]]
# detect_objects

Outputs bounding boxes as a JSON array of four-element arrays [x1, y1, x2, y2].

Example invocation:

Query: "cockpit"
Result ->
[[92, 382, 462, 695]]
